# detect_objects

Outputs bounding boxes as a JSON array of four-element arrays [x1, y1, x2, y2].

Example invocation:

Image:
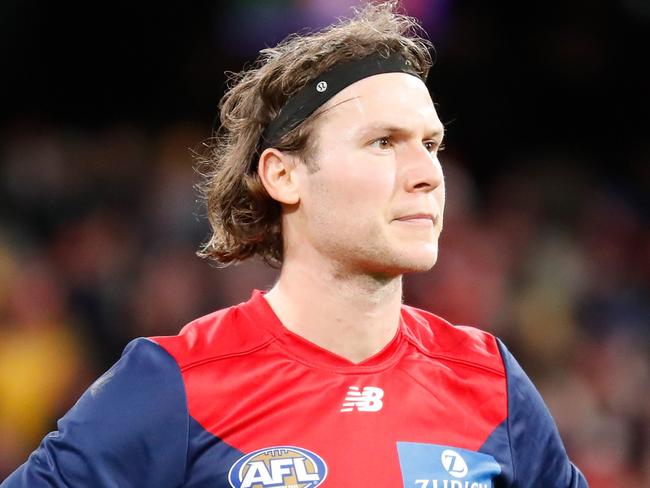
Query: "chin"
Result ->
[[384, 243, 439, 275], [405, 255, 438, 273]]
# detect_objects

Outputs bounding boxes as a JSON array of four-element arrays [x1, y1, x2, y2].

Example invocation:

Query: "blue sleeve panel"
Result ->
[[1, 338, 189, 488], [478, 419, 513, 485], [495, 339, 589, 488], [183, 417, 243, 488]]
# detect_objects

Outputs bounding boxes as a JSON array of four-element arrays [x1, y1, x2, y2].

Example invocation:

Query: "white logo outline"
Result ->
[[227, 445, 327, 488], [440, 449, 469, 478], [316, 81, 328, 92], [340, 386, 384, 412]]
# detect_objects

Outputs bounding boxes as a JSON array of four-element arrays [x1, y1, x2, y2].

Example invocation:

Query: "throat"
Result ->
[[263, 268, 403, 364]]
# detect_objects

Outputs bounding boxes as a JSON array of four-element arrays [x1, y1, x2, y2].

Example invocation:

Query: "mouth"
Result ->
[[394, 214, 438, 226]]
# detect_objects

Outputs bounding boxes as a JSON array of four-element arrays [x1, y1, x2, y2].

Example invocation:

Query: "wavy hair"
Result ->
[[196, 1, 433, 267]]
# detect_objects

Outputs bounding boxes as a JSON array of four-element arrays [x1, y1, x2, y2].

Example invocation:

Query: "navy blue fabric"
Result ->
[[1, 339, 189, 488], [495, 339, 589, 487], [479, 419, 512, 487], [184, 416, 243, 487]]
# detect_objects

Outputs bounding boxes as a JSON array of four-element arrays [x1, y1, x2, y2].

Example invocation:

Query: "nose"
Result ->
[[401, 142, 444, 193]]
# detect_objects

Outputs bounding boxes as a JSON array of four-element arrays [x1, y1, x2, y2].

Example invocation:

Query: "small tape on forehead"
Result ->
[[261, 52, 422, 149]]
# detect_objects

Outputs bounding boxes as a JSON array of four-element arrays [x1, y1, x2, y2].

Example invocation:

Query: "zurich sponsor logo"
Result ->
[[397, 442, 501, 488], [441, 449, 469, 478], [228, 446, 327, 488]]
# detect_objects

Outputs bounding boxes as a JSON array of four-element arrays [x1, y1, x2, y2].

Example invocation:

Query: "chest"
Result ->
[[183, 356, 507, 487]]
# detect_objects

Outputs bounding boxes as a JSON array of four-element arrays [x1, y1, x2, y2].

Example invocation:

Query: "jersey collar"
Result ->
[[242, 289, 409, 373]]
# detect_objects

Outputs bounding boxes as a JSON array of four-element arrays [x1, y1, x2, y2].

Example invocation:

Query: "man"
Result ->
[[3, 2, 588, 487]]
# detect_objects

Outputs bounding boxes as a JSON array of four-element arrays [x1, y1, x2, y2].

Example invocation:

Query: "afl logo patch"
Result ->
[[228, 446, 328, 488]]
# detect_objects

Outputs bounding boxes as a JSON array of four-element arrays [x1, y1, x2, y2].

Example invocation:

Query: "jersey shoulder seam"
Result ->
[[175, 336, 280, 373], [416, 349, 506, 377]]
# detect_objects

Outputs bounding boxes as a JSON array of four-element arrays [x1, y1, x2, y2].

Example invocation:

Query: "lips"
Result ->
[[395, 213, 437, 225], [397, 214, 434, 221]]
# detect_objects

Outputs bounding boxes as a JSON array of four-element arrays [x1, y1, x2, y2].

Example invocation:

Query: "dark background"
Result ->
[[2, 1, 648, 188]]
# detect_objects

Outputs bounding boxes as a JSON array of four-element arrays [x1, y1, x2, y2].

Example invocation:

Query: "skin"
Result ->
[[259, 72, 445, 363]]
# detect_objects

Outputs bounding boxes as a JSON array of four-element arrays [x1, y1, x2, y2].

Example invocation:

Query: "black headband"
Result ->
[[260, 52, 422, 150]]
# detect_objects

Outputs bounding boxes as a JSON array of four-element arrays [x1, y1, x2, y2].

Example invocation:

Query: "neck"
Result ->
[[264, 257, 404, 364]]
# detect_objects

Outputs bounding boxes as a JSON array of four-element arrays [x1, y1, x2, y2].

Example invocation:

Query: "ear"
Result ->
[[257, 148, 301, 205]]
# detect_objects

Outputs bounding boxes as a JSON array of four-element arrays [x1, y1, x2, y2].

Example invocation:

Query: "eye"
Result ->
[[423, 140, 445, 153], [369, 136, 393, 150]]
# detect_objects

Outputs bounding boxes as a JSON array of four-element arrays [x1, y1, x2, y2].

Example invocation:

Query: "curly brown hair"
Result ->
[[196, 1, 434, 267]]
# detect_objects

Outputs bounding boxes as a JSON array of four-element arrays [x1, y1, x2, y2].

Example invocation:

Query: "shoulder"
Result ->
[[81, 337, 188, 423], [0, 337, 191, 487], [400, 304, 505, 376], [149, 294, 279, 371]]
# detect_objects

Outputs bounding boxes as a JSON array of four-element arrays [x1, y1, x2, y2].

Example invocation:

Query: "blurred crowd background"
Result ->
[[1, 0, 648, 486]]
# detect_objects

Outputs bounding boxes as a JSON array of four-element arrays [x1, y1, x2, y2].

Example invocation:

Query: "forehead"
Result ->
[[316, 72, 442, 135]]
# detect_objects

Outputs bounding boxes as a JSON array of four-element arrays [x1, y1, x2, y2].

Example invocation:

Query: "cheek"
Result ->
[[437, 179, 446, 213], [312, 153, 397, 210]]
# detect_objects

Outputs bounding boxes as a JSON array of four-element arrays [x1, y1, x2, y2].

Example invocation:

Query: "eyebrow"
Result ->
[[356, 122, 445, 141]]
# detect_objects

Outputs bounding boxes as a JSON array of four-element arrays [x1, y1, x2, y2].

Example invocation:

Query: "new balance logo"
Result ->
[[340, 386, 384, 412]]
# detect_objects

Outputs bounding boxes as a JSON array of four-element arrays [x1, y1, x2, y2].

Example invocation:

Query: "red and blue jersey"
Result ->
[[2, 290, 588, 487]]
